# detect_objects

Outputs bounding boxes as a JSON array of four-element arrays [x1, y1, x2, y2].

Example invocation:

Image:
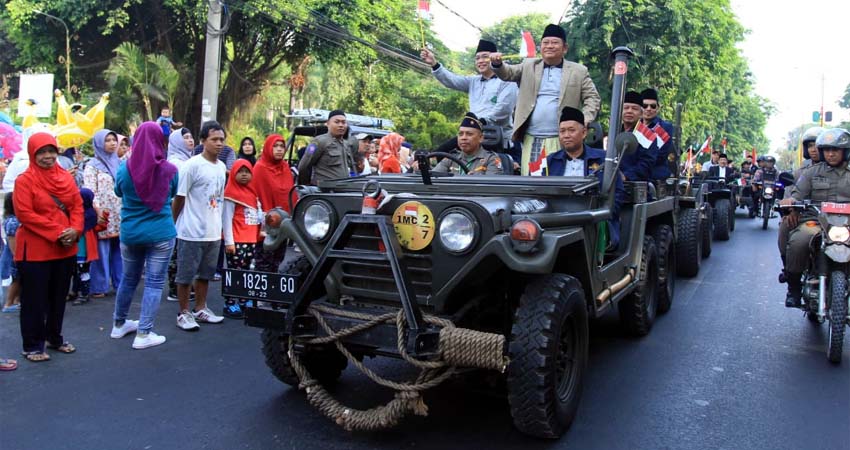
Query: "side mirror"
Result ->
[[778, 171, 795, 186], [615, 132, 638, 156]]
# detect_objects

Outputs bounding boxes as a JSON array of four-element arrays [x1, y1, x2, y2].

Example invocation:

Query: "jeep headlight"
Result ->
[[439, 210, 477, 253], [827, 226, 850, 243], [303, 202, 332, 241]]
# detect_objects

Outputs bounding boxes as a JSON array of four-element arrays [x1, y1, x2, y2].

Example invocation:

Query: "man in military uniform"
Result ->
[[780, 128, 850, 307], [640, 88, 676, 181], [432, 112, 504, 175], [547, 106, 626, 248], [297, 109, 356, 185], [620, 91, 658, 182]]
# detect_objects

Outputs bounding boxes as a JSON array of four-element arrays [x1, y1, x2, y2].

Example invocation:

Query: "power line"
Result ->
[[431, 0, 484, 35]]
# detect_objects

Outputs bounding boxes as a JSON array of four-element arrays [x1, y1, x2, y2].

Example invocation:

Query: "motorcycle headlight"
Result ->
[[765, 187, 774, 194], [438, 210, 477, 254], [303, 202, 333, 241], [827, 226, 850, 243]]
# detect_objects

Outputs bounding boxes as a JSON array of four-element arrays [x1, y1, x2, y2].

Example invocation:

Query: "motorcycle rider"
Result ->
[[779, 128, 850, 307], [797, 126, 824, 174], [752, 155, 778, 214]]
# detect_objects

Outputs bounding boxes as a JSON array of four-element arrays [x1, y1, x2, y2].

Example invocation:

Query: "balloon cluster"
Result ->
[[0, 90, 109, 159]]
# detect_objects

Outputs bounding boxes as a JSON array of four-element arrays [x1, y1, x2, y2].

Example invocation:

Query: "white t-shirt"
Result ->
[[176, 154, 226, 241]]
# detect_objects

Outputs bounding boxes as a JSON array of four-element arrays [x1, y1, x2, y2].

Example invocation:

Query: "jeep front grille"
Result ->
[[337, 224, 433, 302]]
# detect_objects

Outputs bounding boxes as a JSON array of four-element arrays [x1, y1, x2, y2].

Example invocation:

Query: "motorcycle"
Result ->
[[779, 200, 850, 364], [754, 178, 785, 229]]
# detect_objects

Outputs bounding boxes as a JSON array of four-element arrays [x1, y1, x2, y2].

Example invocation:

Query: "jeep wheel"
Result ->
[[653, 225, 675, 314], [675, 208, 701, 277], [507, 274, 588, 439], [701, 204, 713, 258], [713, 199, 731, 241], [260, 256, 347, 386], [729, 199, 736, 231], [619, 236, 659, 336], [261, 329, 348, 386]]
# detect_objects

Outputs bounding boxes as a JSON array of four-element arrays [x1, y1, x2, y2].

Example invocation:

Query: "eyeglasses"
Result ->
[[642, 103, 659, 109]]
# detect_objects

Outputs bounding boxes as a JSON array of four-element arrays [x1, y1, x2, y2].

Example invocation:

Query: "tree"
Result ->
[[840, 82, 850, 110], [104, 43, 179, 121], [563, 0, 769, 154]]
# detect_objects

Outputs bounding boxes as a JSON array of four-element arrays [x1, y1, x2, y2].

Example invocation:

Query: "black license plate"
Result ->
[[222, 269, 298, 302]]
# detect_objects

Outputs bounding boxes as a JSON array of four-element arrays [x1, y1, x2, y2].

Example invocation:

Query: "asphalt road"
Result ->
[[1, 211, 849, 450]]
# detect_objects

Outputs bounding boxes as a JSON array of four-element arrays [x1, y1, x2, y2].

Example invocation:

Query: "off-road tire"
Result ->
[[653, 225, 675, 313], [762, 200, 771, 230], [619, 236, 659, 336], [675, 208, 701, 277], [702, 204, 713, 258], [827, 270, 847, 364], [507, 274, 589, 439], [729, 198, 736, 231], [261, 329, 348, 386], [713, 199, 731, 241], [260, 256, 347, 386]]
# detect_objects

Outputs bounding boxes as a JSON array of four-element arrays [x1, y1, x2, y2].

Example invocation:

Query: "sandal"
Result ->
[[47, 342, 76, 354], [0, 358, 17, 370], [21, 351, 50, 362], [90, 293, 106, 299]]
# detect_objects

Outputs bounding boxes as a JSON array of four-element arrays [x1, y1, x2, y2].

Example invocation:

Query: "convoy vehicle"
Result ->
[[223, 47, 678, 439]]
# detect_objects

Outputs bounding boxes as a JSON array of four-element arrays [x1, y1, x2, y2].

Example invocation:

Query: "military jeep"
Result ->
[[223, 48, 677, 439]]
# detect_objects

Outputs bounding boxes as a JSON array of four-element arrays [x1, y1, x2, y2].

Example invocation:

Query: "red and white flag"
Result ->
[[417, 0, 431, 20], [405, 204, 418, 216], [699, 136, 713, 154], [633, 122, 657, 149], [652, 124, 670, 147], [529, 147, 548, 176], [519, 31, 536, 58]]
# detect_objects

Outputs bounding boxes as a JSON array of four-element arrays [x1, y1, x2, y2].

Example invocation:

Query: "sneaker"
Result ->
[[193, 307, 224, 324], [177, 311, 200, 331], [1, 304, 20, 313], [132, 332, 166, 349], [785, 293, 803, 308], [166, 293, 179, 302], [111, 320, 139, 339], [167, 291, 195, 302], [223, 301, 244, 319]]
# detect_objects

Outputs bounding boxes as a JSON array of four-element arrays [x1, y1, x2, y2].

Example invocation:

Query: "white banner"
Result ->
[[17, 74, 55, 118]]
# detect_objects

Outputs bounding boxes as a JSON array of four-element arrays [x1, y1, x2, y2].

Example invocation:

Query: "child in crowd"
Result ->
[[222, 159, 262, 319], [69, 188, 107, 305], [1, 193, 20, 313], [156, 107, 183, 138]]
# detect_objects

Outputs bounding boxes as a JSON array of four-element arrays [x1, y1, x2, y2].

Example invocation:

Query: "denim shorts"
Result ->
[[175, 239, 220, 284]]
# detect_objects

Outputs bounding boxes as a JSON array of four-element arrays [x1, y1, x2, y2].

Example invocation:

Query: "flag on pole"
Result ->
[[720, 137, 727, 151], [682, 147, 695, 174], [633, 122, 657, 149], [529, 147, 548, 176], [519, 31, 536, 58], [417, 0, 431, 20], [751, 147, 757, 162], [699, 136, 713, 154]]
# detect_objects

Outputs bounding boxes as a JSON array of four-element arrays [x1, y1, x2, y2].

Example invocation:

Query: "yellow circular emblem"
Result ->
[[392, 201, 435, 251]]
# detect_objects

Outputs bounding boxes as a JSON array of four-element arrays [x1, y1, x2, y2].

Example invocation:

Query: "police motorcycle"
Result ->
[[754, 170, 785, 229], [778, 194, 849, 364]]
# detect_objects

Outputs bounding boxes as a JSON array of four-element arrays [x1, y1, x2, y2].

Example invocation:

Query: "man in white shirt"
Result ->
[[708, 153, 736, 182], [172, 121, 227, 330]]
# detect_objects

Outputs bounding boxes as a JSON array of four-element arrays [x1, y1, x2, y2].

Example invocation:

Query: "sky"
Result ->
[[429, 0, 850, 152]]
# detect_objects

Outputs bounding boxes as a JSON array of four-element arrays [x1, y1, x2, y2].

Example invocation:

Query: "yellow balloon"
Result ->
[[52, 123, 91, 148], [54, 89, 72, 127]]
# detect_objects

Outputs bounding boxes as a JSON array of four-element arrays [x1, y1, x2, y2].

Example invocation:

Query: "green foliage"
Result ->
[[477, 13, 550, 57], [564, 0, 769, 154], [840, 82, 850, 110]]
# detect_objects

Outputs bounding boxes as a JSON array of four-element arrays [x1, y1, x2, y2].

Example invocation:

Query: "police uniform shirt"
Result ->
[[433, 146, 503, 175], [297, 133, 355, 185], [791, 162, 850, 205]]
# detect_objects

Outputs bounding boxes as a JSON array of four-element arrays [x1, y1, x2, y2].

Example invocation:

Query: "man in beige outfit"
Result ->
[[490, 24, 601, 175]]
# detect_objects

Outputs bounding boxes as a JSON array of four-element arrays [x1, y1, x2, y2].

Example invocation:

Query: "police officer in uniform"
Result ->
[[297, 109, 356, 185], [640, 88, 676, 181], [798, 126, 824, 173], [780, 128, 850, 307], [432, 112, 504, 175]]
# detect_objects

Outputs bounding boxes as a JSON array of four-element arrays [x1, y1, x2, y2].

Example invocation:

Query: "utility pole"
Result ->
[[200, 1, 223, 127], [819, 73, 825, 127]]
